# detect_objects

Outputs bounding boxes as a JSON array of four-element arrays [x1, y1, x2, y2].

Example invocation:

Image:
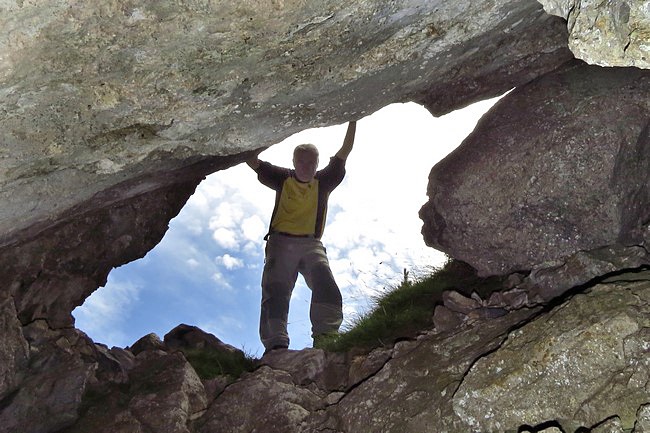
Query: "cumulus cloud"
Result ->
[[217, 254, 244, 270], [209, 202, 245, 230], [211, 270, 233, 290], [212, 227, 239, 249], [186, 258, 200, 268], [241, 214, 267, 243]]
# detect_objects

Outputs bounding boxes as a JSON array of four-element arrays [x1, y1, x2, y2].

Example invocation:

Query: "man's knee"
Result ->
[[261, 281, 293, 315], [308, 264, 342, 305]]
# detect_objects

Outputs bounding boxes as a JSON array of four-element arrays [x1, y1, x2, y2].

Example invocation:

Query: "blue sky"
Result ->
[[73, 99, 498, 357]]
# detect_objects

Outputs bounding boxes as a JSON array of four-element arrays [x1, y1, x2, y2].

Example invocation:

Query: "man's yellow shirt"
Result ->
[[271, 177, 319, 235]]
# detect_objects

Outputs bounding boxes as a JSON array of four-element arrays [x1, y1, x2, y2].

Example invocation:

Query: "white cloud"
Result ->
[[241, 214, 267, 243], [181, 217, 204, 236], [243, 240, 262, 256], [211, 271, 233, 290], [217, 254, 244, 270], [209, 201, 245, 230], [189, 176, 228, 212], [212, 227, 239, 249], [183, 188, 211, 216]]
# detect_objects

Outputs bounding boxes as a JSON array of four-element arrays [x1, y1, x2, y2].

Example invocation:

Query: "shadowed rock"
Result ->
[[420, 61, 650, 292]]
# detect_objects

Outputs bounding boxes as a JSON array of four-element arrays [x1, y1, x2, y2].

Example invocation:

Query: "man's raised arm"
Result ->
[[335, 121, 356, 161]]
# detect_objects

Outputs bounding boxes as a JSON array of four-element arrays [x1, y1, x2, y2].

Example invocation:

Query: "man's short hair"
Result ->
[[293, 143, 319, 158]]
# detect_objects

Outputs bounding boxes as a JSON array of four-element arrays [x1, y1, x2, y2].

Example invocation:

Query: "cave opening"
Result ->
[[72, 99, 499, 356]]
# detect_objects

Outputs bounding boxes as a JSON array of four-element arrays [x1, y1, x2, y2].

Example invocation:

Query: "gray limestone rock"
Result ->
[[259, 348, 351, 392], [164, 323, 242, 355], [0, 292, 28, 399], [0, 0, 570, 247], [347, 347, 393, 388], [66, 350, 207, 433], [635, 404, 650, 433], [538, 0, 650, 69], [0, 323, 98, 433], [331, 308, 539, 433], [93, 344, 136, 384], [453, 281, 650, 432], [592, 416, 625, 433], [525, 244, 650, 300], [37, 280, 650, 433], [129, 333, 166, 355], [0, 361, 95, 433], [433, 304, 466, 331], [197, 366, 326, 433]]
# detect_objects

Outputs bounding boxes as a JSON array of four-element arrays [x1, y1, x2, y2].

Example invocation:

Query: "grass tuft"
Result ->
[[181, 347, 256, 380], [321, 259, 508, 353]]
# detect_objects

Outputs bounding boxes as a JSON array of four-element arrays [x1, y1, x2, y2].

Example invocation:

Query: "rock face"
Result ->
[[0, 160, 230, 329], [0, 0, 570, 245], [10, 276, 647, 433], [2, 1, 650, 432], [538, 0, 650, 69], [454, 274, 650, 432], [420, 61, 650, 293], [0, 318, 98, 433]]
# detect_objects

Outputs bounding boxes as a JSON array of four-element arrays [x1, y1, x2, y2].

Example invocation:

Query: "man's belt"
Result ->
[[273, 231, 315, 238]]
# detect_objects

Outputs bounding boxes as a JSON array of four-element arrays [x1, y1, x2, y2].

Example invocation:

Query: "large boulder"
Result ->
[[0, 292, 29, 402], [0, 0, 570, 247], [65, 350, 207, 433], [420, 61, 650, 291], [197, 365, 327, 433], [0, 321, 97, 433]]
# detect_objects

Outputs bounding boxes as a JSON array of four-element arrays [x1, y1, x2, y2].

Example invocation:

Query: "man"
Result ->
[[247, 121, 356, 354]]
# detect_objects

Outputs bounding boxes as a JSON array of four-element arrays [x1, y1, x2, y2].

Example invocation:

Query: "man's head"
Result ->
[[293, 144, 319, 182]]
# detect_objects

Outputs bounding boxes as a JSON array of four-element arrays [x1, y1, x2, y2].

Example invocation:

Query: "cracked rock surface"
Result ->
[[20, 276, 645, 433]]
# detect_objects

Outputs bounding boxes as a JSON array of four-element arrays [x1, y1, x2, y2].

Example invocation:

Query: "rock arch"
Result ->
[[2, 1, 650, 432]]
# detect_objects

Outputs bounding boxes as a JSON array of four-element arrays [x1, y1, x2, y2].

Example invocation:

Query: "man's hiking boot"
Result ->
[[263, 344, 288, 356]]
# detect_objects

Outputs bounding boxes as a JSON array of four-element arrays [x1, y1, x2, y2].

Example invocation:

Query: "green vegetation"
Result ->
[[175, 260, 509, 375], [320, 259, 508, 353], [181, 347, 256, 380]]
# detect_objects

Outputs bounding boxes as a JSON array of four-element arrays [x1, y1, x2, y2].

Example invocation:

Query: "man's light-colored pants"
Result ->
[[260, 233, 343, 350]]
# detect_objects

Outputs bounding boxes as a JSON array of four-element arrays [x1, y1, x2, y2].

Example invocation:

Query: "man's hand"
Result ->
[[246, 149, 264, 169], [335, 121, 356, 161]]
